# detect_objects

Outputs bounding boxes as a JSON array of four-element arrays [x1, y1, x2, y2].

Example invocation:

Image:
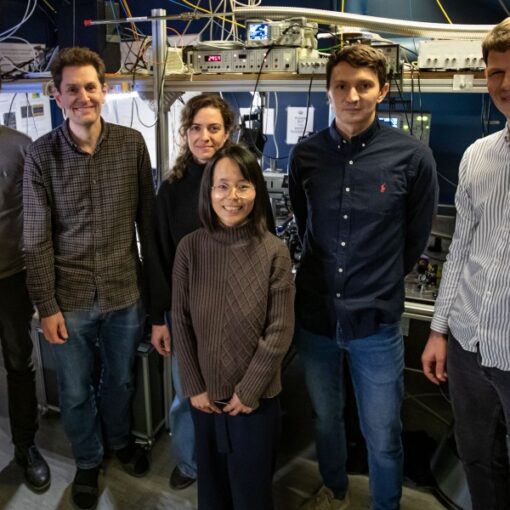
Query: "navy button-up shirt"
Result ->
[[289, 119, 438, 339]]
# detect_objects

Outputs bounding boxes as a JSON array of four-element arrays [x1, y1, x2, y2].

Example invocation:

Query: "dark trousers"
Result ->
[[448, 336, 510, 510], [191, 396, 281, 510], [0, 270, 37, 449]]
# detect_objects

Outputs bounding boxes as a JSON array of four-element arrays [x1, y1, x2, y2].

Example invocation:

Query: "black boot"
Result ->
[[15, 444, 51, 492]]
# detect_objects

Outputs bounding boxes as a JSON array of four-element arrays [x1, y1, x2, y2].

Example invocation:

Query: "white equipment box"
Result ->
[[418, 40, 485, 71]]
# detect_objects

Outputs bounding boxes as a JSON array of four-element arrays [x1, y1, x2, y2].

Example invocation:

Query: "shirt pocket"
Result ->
[[354, 168, 406, 216]]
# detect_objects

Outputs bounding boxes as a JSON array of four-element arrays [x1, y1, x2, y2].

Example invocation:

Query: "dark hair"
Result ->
[[50, 47, 106, 92], [326, 44, 387, 89], [198, 144, 268, 237], [482, 17, 510, 64], [169, 93, 236, 182]]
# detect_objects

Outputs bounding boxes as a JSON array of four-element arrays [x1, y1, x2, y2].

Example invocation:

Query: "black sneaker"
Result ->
[[72, 467, 99, 510], [15, 444, 51, 492], [115, 442, 149, 477], [169, 465, 196, 490]]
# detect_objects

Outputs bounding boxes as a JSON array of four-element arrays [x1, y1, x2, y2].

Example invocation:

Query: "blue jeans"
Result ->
[[448, 336, 510, 510], [52, 300, 144, 469], [294, 322, 404, 510], [169, 352, 197, 478]]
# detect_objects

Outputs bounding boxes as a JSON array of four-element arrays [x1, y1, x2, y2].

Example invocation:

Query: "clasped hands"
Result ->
[[190, 392, 253, 416]]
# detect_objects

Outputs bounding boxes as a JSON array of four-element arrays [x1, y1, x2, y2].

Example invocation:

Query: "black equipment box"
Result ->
[[131, 342, 166, 445]]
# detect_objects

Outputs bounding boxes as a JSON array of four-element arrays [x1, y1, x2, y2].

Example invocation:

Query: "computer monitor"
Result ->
[[378, 111, 431, 145]]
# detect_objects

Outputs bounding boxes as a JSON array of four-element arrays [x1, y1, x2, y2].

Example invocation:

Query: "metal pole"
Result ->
[[152, 8, 169, 187]]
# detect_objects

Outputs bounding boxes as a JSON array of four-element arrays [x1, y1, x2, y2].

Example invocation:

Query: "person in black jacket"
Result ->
[[0, 125, 51, 492], [149, 93, 237, 490]]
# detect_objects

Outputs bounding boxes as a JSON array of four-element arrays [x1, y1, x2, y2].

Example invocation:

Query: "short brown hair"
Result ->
[[326, 44, 387, 89], [482, 17, 510, 64], [51, 47, 106, 92], [170, 93, 236, 182], [199, 144, 268, 237]]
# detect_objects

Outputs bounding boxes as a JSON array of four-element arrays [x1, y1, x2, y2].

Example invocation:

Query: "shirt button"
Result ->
[[338, 268, 343, 273], [336, 293, 341, 298], [348, 160, 354, 165], [341, 241, 346, 246], [345, 187, 350, 192], [361, 143, 366, 147], [343, 215, 348, 219], [342, 140, 347, 144], [92, 179, 97, 184]]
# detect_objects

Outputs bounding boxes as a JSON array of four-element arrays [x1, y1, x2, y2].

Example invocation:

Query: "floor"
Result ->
[[0, 320, 453, 510]]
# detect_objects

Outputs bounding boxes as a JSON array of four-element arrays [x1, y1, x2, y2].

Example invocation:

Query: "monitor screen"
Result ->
[[378, 116, 401, 129], [248, 23, 269, 42]]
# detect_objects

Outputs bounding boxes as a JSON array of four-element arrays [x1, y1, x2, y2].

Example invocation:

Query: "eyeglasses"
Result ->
[[211, 183, 255, 198]]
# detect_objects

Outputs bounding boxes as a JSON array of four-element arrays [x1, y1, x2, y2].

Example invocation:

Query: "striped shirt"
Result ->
[[431, 127, 510, 370], [23, 119, 155, 318]]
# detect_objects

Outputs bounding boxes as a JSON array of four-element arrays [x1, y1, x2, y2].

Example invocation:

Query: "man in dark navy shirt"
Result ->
[[289, 45, 437, 510]]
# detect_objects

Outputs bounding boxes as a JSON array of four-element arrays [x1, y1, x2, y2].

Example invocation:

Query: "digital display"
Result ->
[[248, 23, 269, 41], [205, 54, 222, 62]]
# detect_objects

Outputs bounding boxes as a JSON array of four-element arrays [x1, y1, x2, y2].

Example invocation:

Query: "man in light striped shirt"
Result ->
[[422, 18, 510, 510]]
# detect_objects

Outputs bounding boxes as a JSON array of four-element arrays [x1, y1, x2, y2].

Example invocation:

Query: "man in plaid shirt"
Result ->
[[23, 47, 154, 510]]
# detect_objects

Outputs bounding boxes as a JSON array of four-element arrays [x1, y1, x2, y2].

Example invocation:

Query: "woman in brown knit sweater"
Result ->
[[172, 144, 295, 509]]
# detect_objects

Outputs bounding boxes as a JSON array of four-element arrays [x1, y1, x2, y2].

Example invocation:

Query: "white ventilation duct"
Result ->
[[233, 6, 493, 40]]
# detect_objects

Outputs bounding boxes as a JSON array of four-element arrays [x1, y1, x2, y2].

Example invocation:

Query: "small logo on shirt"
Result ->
[[379, 183, 387, 193]]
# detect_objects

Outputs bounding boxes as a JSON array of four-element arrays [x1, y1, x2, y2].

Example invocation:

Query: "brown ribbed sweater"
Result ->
[[172, 224, 295, 409]]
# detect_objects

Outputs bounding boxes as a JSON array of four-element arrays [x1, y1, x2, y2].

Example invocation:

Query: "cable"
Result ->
[[6, 93, 17, 127], [133, 97, 158, 128], [435, 0, 453, 24], [73, 0, 76, 46], [180, 0, 244, 28], [41, 0, 57, 14], [437, 171, 458, 189], [167, 26, 184, 46], [390, 77, 413, 137], [499, 0, 510, 15], [120, 0, 139, 38], [273, 92, 279, 161], [300, 70, 315, 141], [0, 0, 37, 42]]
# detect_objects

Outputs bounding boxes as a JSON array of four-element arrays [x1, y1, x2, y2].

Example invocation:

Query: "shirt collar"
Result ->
[[61, 118, 108, 153], [329, 118, 380, 150], [505, 123, 510, 145]]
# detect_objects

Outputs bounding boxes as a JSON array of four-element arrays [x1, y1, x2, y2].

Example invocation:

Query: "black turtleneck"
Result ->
[[149, 161, 205, 324]]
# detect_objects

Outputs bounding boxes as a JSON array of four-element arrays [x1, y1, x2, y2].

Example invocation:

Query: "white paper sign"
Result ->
[[286, 106, 314, 144]]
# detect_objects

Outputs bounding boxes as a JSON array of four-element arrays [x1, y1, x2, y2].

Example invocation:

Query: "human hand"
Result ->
[[223, 393, 254, 416], [151, 324, 171, 356], [190, 392, 221, 414], [41, 312, 68, 344], [421, 330, 448, 385]]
